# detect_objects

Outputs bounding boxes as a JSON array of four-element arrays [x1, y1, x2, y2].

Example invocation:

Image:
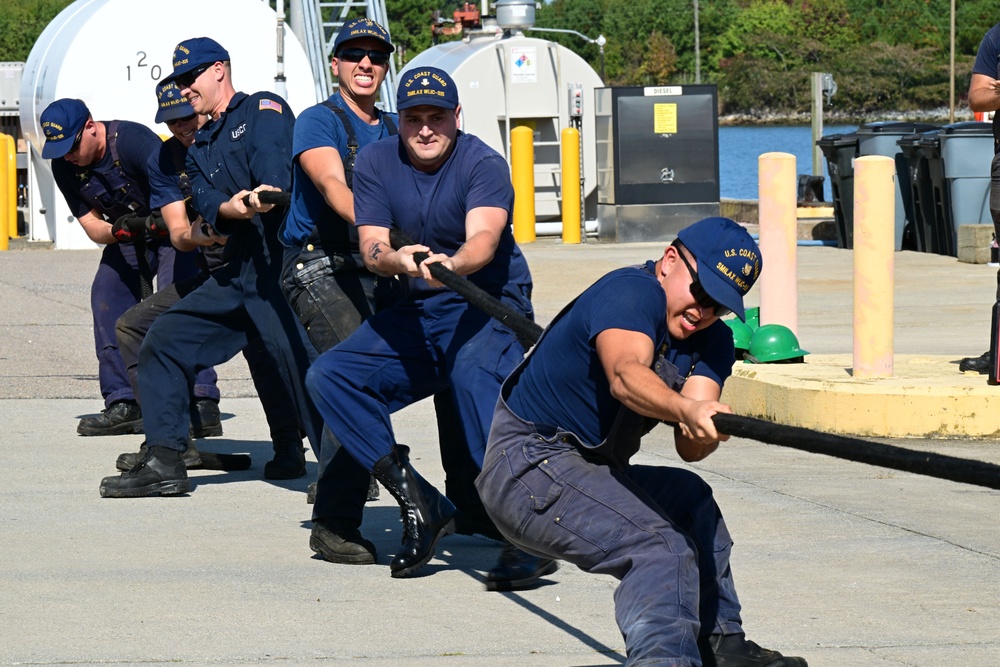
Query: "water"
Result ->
[[718, 125, 856, 201]]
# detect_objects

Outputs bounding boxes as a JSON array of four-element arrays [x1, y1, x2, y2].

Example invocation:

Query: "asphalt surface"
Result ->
[[1, 240, 998, 666]]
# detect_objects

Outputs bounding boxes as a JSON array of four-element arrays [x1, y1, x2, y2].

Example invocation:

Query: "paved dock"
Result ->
[[1, 241, 998, 666]]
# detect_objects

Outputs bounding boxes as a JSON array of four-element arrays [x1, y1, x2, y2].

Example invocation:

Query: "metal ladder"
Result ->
[[288, 0, 398, 110]]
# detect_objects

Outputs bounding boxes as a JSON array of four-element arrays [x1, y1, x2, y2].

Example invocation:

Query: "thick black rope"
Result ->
[[387, 227, 1000, 490], [712, 413, 1000, 490], [388, 228, 543, 349], [241, 191, 292, 206]]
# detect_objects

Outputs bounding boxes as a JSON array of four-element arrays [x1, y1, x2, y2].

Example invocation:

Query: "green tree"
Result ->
[[0, 0, 73, 62]]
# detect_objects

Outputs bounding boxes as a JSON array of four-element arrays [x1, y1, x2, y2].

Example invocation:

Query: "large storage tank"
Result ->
[[20, 0, 318, 249], [403, 32, 603, 222]]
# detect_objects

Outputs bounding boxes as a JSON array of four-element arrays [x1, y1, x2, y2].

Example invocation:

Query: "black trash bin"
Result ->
[[897, 131, 937, 253], [857, 121, 938, 250], [918, 131, 953, 256], [817, 133, 859, 249]]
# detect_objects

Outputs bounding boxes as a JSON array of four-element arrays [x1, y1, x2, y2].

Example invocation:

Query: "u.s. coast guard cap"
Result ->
[[154, 81, 194, 123], [164, 37, 230, 83], [40, 98, 90, 159], [333, 17, 394, 54], [676, 216, 762, 321], [396, 67, 459, 111]]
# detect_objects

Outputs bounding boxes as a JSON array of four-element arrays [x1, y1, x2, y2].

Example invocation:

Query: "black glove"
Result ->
[[144, 214, 170, 239], [111, 214, 145, 244]]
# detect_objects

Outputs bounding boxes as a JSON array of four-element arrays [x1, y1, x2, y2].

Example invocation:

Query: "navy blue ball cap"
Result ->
[[154, 81, 195, 123], [40, 98, 90, 159], [334, 17, 394, 54], [676, 216, 762, 322], [396, 67, 459, 111], [164, 37, 230, 83]]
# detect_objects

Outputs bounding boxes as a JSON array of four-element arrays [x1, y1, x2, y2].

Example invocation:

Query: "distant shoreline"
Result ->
[[719, 107, 977, 126]]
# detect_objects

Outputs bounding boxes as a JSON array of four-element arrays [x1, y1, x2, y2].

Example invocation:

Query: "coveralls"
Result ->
[[138, 92, 322, 453], [116, 134, 300, 442]]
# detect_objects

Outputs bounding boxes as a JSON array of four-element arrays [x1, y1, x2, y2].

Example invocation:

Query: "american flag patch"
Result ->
[[259, 99, 283, 113]]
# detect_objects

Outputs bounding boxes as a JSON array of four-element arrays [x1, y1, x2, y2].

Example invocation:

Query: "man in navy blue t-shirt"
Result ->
[[961, 24, 1000, 375], [305, 67, 541, 581], [477, 217, 808, 666]]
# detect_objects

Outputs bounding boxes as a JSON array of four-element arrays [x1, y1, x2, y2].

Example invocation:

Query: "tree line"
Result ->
[[8, 0, 1000, 120]]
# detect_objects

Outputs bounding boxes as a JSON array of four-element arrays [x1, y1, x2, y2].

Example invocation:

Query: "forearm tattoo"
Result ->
[[368, 241, 391, 276]]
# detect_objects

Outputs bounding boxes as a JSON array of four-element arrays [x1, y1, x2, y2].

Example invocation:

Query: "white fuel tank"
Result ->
[[403, 34, 603, 221], [20, 0, 319, 248]]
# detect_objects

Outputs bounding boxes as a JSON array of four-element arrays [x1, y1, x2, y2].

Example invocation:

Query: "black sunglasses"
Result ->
[[175, 63, 212, 89], [674, 243, 732, 318], [165, 113, 197, 127], [67, 127, 85, 154], [336, 48, 390, 66]]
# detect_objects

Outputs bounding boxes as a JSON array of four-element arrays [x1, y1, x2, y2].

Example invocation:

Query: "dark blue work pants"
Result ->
[[305, 289, 529, 473], [138, 253, 321, 454], [92, 241, 198, 408], [117, 270, 300, 440], [476, 397, 744, 667]]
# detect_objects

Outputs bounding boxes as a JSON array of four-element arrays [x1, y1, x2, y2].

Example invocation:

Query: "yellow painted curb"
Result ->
[[720, 354, 1000, 439]]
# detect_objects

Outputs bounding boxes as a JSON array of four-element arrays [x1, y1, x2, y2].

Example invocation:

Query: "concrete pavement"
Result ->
[[1, 241, 999, 666]]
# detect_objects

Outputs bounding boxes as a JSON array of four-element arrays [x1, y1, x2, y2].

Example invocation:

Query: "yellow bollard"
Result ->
[[6, 134, 16, 239], [511, 125, 536, 243], [560, 127, 581, 244], [853, 155, 895, 378], [757, 152, 798, 334], [0, 134, 8, 250]]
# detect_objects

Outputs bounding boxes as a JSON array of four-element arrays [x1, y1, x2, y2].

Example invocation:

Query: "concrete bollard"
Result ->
[[511, 125, 536, 244], [853, 155, 895, 378], [560, 127, 581, 244], [757, 152, 798, 334]]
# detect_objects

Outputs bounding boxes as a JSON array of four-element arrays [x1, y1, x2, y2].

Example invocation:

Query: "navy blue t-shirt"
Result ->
[[280, 92, 397, 248], [52, 120, 161, 219], [973, 22, 1000, 152], [507, 263, 735, 449], [353, 131, 531, 294]]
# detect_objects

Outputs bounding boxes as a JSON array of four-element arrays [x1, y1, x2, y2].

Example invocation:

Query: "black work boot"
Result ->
[[486, 541, 559, 591], [99, 445, 190, 498], [372, 445, 456, 578], [264, 430, 306, 480], [699, 633, 808, 667], [77, 400, 143, 436], [309, 519, 377, 565], [959, 350, 990, 374], [189, 398, 223, 438], [116, 440, 202, 472]]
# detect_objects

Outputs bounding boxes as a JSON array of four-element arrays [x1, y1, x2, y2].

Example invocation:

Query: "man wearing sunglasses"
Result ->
[[100, 37, 321, 498], [476, 217, 809, 666], [112, 81, 306, 479], [40, 98, 201, 439]]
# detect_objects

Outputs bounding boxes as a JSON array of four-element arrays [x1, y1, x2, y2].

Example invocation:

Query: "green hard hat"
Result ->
[[724, 317, 754, 352], [744, 306, 760, 331], [744, 324, 809, 363]]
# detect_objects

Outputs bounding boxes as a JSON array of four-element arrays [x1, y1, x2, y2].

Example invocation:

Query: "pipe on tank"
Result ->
[[275, 0, 287, 98]]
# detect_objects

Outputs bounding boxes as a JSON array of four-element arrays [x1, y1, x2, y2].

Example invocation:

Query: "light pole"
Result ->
[[694, 0, 701, 84]]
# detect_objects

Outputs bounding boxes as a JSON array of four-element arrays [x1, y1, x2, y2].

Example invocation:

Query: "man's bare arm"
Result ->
[[299, 146, 355, 223], [968, 73, 1000, 113], [595, 327, 729, 461], [77, 209, 115, 245]]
